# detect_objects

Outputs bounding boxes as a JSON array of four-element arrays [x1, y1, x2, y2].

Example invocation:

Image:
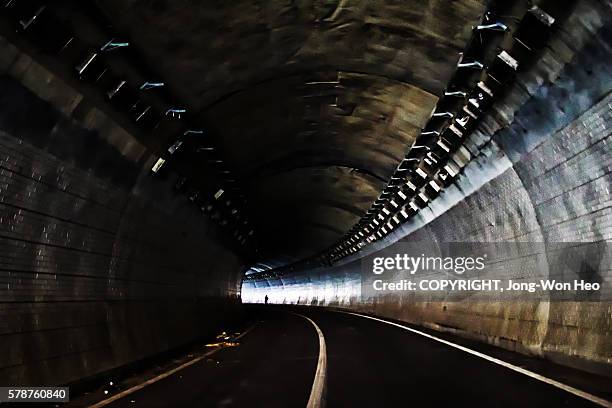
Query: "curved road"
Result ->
[[93, 307, 611, 408]]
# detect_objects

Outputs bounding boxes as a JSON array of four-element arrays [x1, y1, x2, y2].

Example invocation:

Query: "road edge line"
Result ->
[[87, 322, 259, 408], [294, 313, 327, 408], [341, 311, 611, 408]]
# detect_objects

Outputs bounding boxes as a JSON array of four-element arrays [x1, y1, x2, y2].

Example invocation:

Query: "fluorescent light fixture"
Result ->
[[449, 124, 464, 137], [444, 91, 467, 97], [76, 52, 97, 75], [101, 39, 130, 51], [107, 80, 127, 99], [457, 60, 483, 69], [477, 81, 493, 97], [184, 129, 204, 136], [165, 108, 186, 119], [140, 82, 165, 90], [135, 106, 151, 122], [475, 22, 508, 31], [498, 51, 518, 70], [168, 140, 183, 154], [437, 139, 450, 152], [444, 163, 458, 177], [456, 114, 471, 128], [462, 105, 478, 119], [433, 112, 454, 118], [529, 5, 555, 26], [151, 158, 165, 173]]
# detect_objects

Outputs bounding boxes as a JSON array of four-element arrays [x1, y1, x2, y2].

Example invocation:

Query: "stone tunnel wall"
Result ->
[[243, 1, 612, 376], [0, 39, 246, 386]]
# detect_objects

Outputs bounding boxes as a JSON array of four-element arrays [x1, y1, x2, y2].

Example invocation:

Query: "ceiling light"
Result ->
[[151, 158, 165, 173]]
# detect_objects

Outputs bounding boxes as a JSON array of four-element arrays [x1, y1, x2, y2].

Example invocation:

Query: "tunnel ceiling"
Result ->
[[89, 1, 486, 265]]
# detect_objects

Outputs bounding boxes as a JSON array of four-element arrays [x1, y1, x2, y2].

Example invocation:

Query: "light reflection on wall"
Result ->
[[240, 270, 361, 305], [240, 134, 510, 307]]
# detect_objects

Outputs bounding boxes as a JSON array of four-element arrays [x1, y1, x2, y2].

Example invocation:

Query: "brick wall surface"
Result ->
[[245, 1, 612, 375], [0, 67, 245, 386], [245, 93, 612, 374]]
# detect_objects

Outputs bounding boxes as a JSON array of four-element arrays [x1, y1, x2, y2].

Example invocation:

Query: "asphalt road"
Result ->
[[96, 307, 611, 408]]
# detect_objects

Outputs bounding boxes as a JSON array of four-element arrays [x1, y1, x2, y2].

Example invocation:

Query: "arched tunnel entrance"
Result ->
[[0, 1, 611, 407]]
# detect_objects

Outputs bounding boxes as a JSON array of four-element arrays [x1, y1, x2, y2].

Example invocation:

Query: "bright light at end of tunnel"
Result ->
[[240, 274, 360, 305]]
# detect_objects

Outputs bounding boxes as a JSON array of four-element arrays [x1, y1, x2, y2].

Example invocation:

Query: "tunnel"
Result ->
[[0, 0, 611, 407]]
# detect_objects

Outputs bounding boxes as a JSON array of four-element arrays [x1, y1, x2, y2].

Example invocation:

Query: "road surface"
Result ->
[[89, 306, 611, 408]]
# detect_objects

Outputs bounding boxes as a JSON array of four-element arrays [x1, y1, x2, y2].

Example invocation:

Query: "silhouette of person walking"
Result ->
[[264, 295, 269, 304]]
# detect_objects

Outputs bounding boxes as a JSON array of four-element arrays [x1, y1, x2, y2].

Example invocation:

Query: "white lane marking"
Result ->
[[294, 313, 327, 408], [88, 323, 259, 408], [342, 312, 611, 408]]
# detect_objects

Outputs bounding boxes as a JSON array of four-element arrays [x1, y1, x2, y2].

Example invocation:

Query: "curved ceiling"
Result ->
[[93, 0, 487, 264]]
